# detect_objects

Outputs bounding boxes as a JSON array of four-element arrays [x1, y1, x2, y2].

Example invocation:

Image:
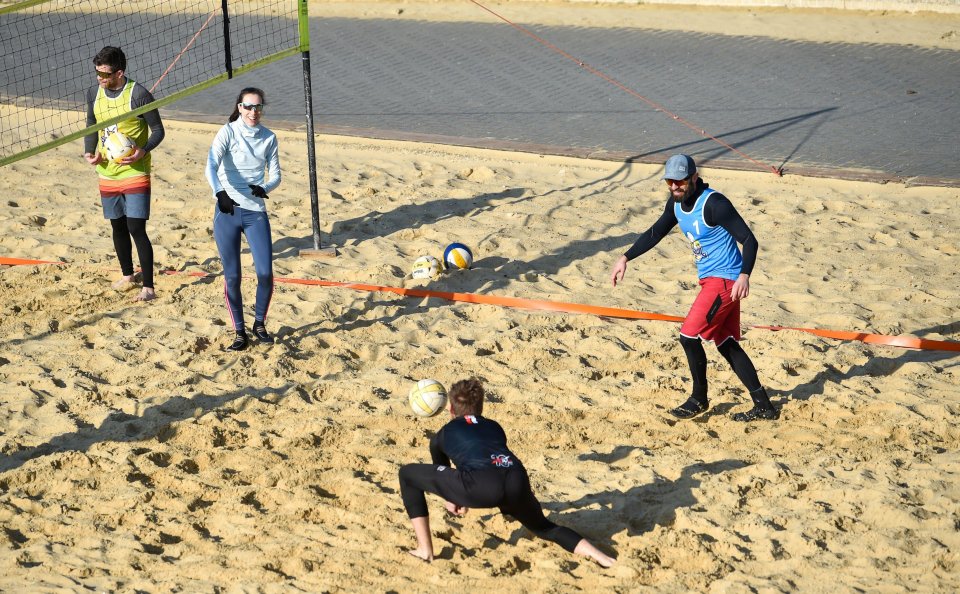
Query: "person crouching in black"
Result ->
[[398, 377, 615, 567]]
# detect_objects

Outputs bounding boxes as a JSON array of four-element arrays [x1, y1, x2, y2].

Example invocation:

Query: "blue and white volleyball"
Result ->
[[411, 255, 441, 280], [409, 379, 447, 417], [443, 243, 473, 270]]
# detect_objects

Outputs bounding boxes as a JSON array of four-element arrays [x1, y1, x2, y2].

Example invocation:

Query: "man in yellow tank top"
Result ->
[[82, 46, 165, 302]]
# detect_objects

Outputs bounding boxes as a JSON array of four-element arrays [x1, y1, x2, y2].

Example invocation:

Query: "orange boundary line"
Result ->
[[159, 268, 685, 322], [2, 256, 958, 352], [0, 257, 65, 266]]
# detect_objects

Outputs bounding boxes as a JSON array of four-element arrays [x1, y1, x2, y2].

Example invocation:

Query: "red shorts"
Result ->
[[679, 277, 741, 344]]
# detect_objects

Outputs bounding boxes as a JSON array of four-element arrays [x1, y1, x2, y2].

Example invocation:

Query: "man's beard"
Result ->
[[668, 180, 695, 203]]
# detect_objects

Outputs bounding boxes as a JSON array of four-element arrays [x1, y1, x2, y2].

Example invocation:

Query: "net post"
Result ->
[[221, 0, 233, 79], [298, 0, 336, 258]]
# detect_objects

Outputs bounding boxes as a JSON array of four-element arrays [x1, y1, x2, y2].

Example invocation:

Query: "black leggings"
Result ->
[[110, 216, 154, 289], [679, 335, 762, 395], [680, 335, 709, 398], [717, 339, 762, 393], [398, 464, 582, 553]]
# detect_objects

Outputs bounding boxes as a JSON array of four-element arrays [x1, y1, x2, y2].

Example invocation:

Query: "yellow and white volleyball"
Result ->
[[408, 379, 448, 418], [411, 255, 441, 280], [443, 242, 473, 270], [103, 131, 137, 162]]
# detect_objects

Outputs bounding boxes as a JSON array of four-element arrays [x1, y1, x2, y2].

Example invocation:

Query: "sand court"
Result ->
[[1, 117, 958, 590], [2, 0, 960, 590]]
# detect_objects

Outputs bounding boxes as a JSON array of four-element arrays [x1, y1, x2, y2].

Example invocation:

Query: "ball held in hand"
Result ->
[[103, 131, 137, 162]]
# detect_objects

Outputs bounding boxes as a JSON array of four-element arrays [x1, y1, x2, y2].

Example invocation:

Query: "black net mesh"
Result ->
[[0, 0, 299, 164]]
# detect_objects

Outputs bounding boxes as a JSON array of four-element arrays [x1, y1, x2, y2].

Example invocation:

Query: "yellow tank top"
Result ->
[[94, 79, 150, 179]]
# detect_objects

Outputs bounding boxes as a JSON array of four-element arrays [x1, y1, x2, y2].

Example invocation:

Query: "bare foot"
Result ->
[[407, 549, 433, 562], [112, 275, 136, 291], [133, 288, 156, 302], [574, 539, 616, 568], [589, 551, 616, 568]]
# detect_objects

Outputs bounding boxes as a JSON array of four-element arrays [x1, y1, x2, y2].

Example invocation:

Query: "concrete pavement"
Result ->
[[165, 14, 960, 185]]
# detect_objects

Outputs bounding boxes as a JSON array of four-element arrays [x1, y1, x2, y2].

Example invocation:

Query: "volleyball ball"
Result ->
[[409, 379, 447, 418], [103, 131, 137, 162], [411, 255, 441, 280], [443, 243, 473, 270]]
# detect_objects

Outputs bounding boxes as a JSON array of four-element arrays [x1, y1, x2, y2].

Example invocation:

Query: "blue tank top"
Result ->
[[674, 189, 743, 280]]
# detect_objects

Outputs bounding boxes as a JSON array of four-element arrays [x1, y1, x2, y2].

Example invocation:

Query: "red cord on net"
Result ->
[[466, 0, 783, 176]]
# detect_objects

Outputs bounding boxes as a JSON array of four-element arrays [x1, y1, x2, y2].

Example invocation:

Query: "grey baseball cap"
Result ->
[[662, 154, 697, 180]]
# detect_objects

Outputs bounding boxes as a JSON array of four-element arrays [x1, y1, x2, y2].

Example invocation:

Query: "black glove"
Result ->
[[248, 184, 269, 199], [216, 190, 239, 215]]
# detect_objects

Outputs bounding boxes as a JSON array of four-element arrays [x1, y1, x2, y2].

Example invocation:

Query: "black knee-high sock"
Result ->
[[126, 217, 154, 289], [679, 335, 708, 404], [717, 340, 772, 408], [110, 217, 134, 276]]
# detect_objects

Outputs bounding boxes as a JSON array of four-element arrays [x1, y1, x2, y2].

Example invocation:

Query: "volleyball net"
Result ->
[[0, 0, 306, 167]]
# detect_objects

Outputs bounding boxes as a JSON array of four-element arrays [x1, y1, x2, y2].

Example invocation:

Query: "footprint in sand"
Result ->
[[777, 292, 816, 314], [187, 497, 215, 512], [146, 451, 171, 468], [396, 227, 423, 241], [177, 459, 200, 474], [466, 166, 497, 182], [241, 491, 264, 512]]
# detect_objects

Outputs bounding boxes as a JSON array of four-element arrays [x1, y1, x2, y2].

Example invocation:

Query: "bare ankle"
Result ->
[[112, 275, 136, 290], [408, 549, 433, 562], [133, 288, 156, 302]]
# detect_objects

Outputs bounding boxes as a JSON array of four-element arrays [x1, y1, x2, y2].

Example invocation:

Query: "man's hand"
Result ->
[[117, 147, 145, 165], [216, 191, 239, 215], [610, 255, 628, 287], [444, 501, 467, 516], [83, 152, 103, 166], [248, 184, 269, 199], [730, 273, 750, 301]]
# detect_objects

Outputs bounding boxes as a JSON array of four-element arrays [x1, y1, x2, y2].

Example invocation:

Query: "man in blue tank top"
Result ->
[[610, 154, 779, 422]]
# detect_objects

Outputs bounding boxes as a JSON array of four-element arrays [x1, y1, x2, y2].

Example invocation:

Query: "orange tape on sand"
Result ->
[[2, 256, 958, 352], [753, 325, 960, 352], [0, 256, 65, 266]]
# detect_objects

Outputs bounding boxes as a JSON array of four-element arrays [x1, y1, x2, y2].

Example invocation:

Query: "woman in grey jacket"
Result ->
[[205, 87, 281, 351]]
